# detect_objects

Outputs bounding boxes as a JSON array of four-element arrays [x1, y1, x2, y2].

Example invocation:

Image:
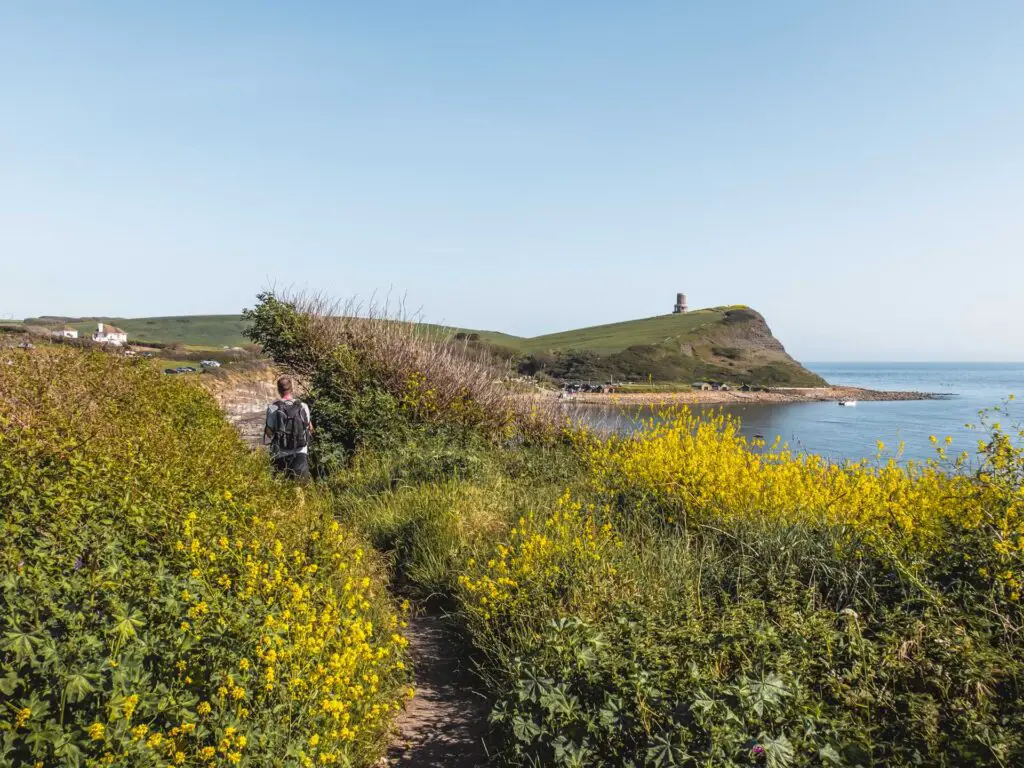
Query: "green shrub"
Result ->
[[0, 349, 408, 767], [242, 292, 560, 463], [464, 511, 1024, 766]]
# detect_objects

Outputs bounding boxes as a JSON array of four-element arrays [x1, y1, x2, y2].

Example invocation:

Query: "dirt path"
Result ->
[[387, 612, 491, 767], [211, 373, 493, 765], [204, 369, 278, 448]]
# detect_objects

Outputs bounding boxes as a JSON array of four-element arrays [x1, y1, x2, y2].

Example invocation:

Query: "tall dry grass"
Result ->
[[260, 289, 568, 440]]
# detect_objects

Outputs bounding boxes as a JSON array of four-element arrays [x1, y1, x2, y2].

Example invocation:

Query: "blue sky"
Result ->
[[2, 2, 1022, 361]]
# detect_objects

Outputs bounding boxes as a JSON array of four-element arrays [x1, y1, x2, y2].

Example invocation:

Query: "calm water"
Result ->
[[582, 363, 1024, 463]]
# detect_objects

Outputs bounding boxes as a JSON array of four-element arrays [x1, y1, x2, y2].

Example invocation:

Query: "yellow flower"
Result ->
[[87, 722, 106, 741], [197, 701, 212, 716], [121, 695, 139, 720]]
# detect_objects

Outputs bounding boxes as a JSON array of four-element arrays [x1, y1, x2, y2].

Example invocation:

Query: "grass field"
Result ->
[[23, 314, 252, 347], [498, 307, 737, 354], [23, 309, 741, 355]]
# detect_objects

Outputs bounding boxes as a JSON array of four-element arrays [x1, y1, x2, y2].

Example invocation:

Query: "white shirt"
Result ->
[[265, 399, 311, 456]]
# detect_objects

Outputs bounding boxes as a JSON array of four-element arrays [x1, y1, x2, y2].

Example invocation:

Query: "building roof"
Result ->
[[99, 324, 126, 335]]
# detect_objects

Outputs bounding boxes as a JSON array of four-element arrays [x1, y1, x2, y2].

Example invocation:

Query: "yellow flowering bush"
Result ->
[[579, 408, 1023, 594], [0, 348, 408, 767], [455, 409, 1024, 765], [458, 491, 620, 628]]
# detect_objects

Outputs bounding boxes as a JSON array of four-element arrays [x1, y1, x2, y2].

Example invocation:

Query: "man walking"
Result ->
[[265, 376, 313, 479]]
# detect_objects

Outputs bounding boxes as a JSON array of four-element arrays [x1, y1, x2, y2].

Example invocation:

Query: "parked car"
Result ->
[[200, 359, 221, 368], [176, 366, 197, 373], [164, 368, 178, 375]]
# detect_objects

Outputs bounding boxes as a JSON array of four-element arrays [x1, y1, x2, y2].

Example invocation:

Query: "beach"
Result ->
[[560, 385, 940, 406]]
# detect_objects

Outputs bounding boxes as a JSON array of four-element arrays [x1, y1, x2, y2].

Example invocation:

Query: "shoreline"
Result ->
[[556, 386, 944, 406]]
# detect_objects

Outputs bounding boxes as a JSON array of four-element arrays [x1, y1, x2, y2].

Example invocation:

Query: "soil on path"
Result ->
[[387, 612, 492, 767]]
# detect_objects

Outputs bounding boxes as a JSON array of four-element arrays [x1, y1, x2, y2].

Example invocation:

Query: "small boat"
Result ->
[[838, 400, 857, 407]]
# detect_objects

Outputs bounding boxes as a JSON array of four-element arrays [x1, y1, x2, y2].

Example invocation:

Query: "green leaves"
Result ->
[[741, 672, 791, 718], [598, 695, 625, 728], [108, 608, 145, 651], [1, 629, 43, 665], [62, 671, 97, 704], [0, 669, 20, 696], [818, 744, 843, 764], [538, 685, 579, 719], [517, 666, 555, 704], [512, 714, 543, 744], [759, 733, 795, 768], [552, 735, 592, 767], [645, 734, 691, 767]]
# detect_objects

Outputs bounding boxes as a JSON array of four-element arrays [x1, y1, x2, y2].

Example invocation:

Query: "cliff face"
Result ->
[[515, 307, 827, 387], [682, 308, 826, 387]]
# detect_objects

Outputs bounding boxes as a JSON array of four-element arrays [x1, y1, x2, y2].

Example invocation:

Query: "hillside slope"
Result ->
[[475, 306, 732, 354], [24, 314, 250, 347], [23, 306, 825, 386]]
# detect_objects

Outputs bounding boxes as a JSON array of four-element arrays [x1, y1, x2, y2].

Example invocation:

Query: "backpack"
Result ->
[[271, 399, 309, 450]]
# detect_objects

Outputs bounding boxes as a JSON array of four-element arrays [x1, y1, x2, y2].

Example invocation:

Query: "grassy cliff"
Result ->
[[502, 307, 827, 386], [468, 306, 738, 353]]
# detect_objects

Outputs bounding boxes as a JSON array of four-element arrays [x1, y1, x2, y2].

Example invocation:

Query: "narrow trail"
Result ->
[[213, 374, 493, 766], [386, 611, 491, 766], [206, 369, 278, 448]]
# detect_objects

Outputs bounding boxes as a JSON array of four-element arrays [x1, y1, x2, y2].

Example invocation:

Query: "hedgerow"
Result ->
[[0, 349, 409, 768]]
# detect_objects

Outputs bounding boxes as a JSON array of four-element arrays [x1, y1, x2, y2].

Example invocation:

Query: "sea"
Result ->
[[581, 363, 1024, 464]]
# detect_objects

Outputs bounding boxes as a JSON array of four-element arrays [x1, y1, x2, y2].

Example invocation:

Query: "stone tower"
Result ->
[[673, 292, 688, 314]]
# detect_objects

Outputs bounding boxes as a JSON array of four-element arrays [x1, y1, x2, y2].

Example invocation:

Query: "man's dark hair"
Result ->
[[277, 376, 293, 396]]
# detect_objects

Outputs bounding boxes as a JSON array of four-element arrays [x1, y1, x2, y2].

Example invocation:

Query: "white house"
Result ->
[[93, 322, 128, 346], [54, 326, 78, 339]]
